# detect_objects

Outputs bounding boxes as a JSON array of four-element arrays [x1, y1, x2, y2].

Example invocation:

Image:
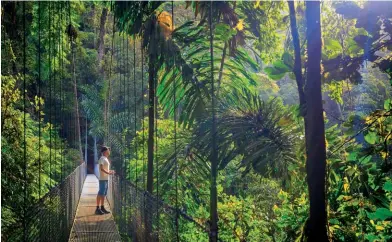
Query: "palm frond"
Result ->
[[190, 87, 300, 178], [157, 20, 259, 128]]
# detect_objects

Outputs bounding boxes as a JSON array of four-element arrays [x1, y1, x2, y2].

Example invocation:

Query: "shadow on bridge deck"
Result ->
[[69, 175, 121, 242]]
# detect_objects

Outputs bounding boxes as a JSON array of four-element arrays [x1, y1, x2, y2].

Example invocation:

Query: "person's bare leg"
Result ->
[[100, 195, 105, 206], [96, 195, 100, 207]]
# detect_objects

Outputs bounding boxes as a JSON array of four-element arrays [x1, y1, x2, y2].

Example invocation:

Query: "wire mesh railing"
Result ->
[[7, 162, 86, 242], [108, 174, 209, 242]]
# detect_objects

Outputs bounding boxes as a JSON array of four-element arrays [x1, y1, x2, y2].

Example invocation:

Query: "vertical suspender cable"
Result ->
[[134, 36, 138, 187], [209, 1, 218, 241], [126, 31, 131, 182], [126, 33, 129, 181], [48, 2, 53, 238], [126, 27, 131, 236], [120, 30, 124, 233], [141, 42, 145, 190], [49, 1, 53, 188], [60, 2, 64, 179], [54, 2, 58, 181], [122, 31, 125, 177], [54, 6, 60, 238], [141, 35, 146, 235], [59, 2, 64, 180], [38, 1, 42, 199], [66, 2, 71, 174], [155, 40, 160, 239], [108, 4, 116, 146], [172, 2, 179, 241], [69, 1, 82, 166], [117, 29, 123, 232], [23, 2, 28, 240], [54, 3, 58, 183], [68, 1, 75, 171], [123, 32, 126, 178]]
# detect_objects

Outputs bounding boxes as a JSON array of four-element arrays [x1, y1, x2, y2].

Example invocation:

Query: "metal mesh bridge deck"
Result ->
[[69, 175, 121, 242]]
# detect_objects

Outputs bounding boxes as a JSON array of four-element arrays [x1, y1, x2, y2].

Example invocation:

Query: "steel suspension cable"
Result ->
[[172, 2, 179, 241], [126, 32, 129, 181], [59, 2, 64, 180], [107, 3, 116, 146], [68, 1, 76, 170], [126, 28, 131, 235], [141, 36, 146, 230], [49, 1, 53, 188], [54, 2, 59, 183], [122, 31, 126, 177], [47, 3, 54, 237], [119, 30, 125, 234], [127, 32, 131, 183], [54, 6, 61, 233], [134, 35, 138, 188], [121, 28, 128, 233], [38, 1, 42, 199], [117, 30, 124, 232], [141, 42, 145, 191], [23, 2, 27, 239], [69, 1, 81, 167], [66, 1, 71, 174], [155, 44, 160, 238]]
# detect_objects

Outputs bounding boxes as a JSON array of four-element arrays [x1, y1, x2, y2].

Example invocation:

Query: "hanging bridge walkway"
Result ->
[[10, 163, 208, 242], [69, 174, 121, 242]]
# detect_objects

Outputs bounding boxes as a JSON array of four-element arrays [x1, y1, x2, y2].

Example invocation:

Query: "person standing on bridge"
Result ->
[[95, 146, 115, 215]]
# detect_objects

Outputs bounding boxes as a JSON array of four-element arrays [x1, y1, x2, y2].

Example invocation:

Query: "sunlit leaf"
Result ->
[[383, 181, 392, 192], [364, 132, 378, 145], [367, 208, 392, 221]]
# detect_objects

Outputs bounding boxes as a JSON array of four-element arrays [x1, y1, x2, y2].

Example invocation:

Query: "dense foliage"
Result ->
[[2, 1, 391, 241]]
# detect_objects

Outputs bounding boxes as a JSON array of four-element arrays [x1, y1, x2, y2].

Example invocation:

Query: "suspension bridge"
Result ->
[[9, 161, 208, 241], [7, 1, 215, 241]]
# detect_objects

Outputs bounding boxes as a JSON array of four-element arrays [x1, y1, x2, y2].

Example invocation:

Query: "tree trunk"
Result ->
[[288, 1, 306, 110], [143, 53, 156, 242], [209, 4, 218, 241], [71, 41, 84, 163], [97, 8, 108, 71], [305, 1, 328, 240]]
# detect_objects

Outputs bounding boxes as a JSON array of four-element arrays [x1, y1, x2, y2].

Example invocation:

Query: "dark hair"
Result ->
[[101, 146, 110, 153]]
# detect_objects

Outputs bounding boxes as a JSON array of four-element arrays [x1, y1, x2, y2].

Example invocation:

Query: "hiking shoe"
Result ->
[[101, 207, 111, 214], [95, 208, 104, 215]]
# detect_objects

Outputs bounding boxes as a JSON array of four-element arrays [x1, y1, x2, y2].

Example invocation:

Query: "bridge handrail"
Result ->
[[108, 173, 209, 241], [116, 174, 208, 231], [27, 162, 86, 211], [6, 162, 86, 242]]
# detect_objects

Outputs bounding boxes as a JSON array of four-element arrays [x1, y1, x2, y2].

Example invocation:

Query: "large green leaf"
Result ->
[[264, 67, 286, 80], [367, 208, 392, 221], [324, 39, 342, 52], [383, 181, 392, 192], [364, 131, 378, 145], [214, 23, 237, 42], [384, 99, 391, 110]]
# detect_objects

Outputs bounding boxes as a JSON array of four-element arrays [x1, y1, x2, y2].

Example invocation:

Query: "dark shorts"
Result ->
[[98, 180, 108, 196]]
